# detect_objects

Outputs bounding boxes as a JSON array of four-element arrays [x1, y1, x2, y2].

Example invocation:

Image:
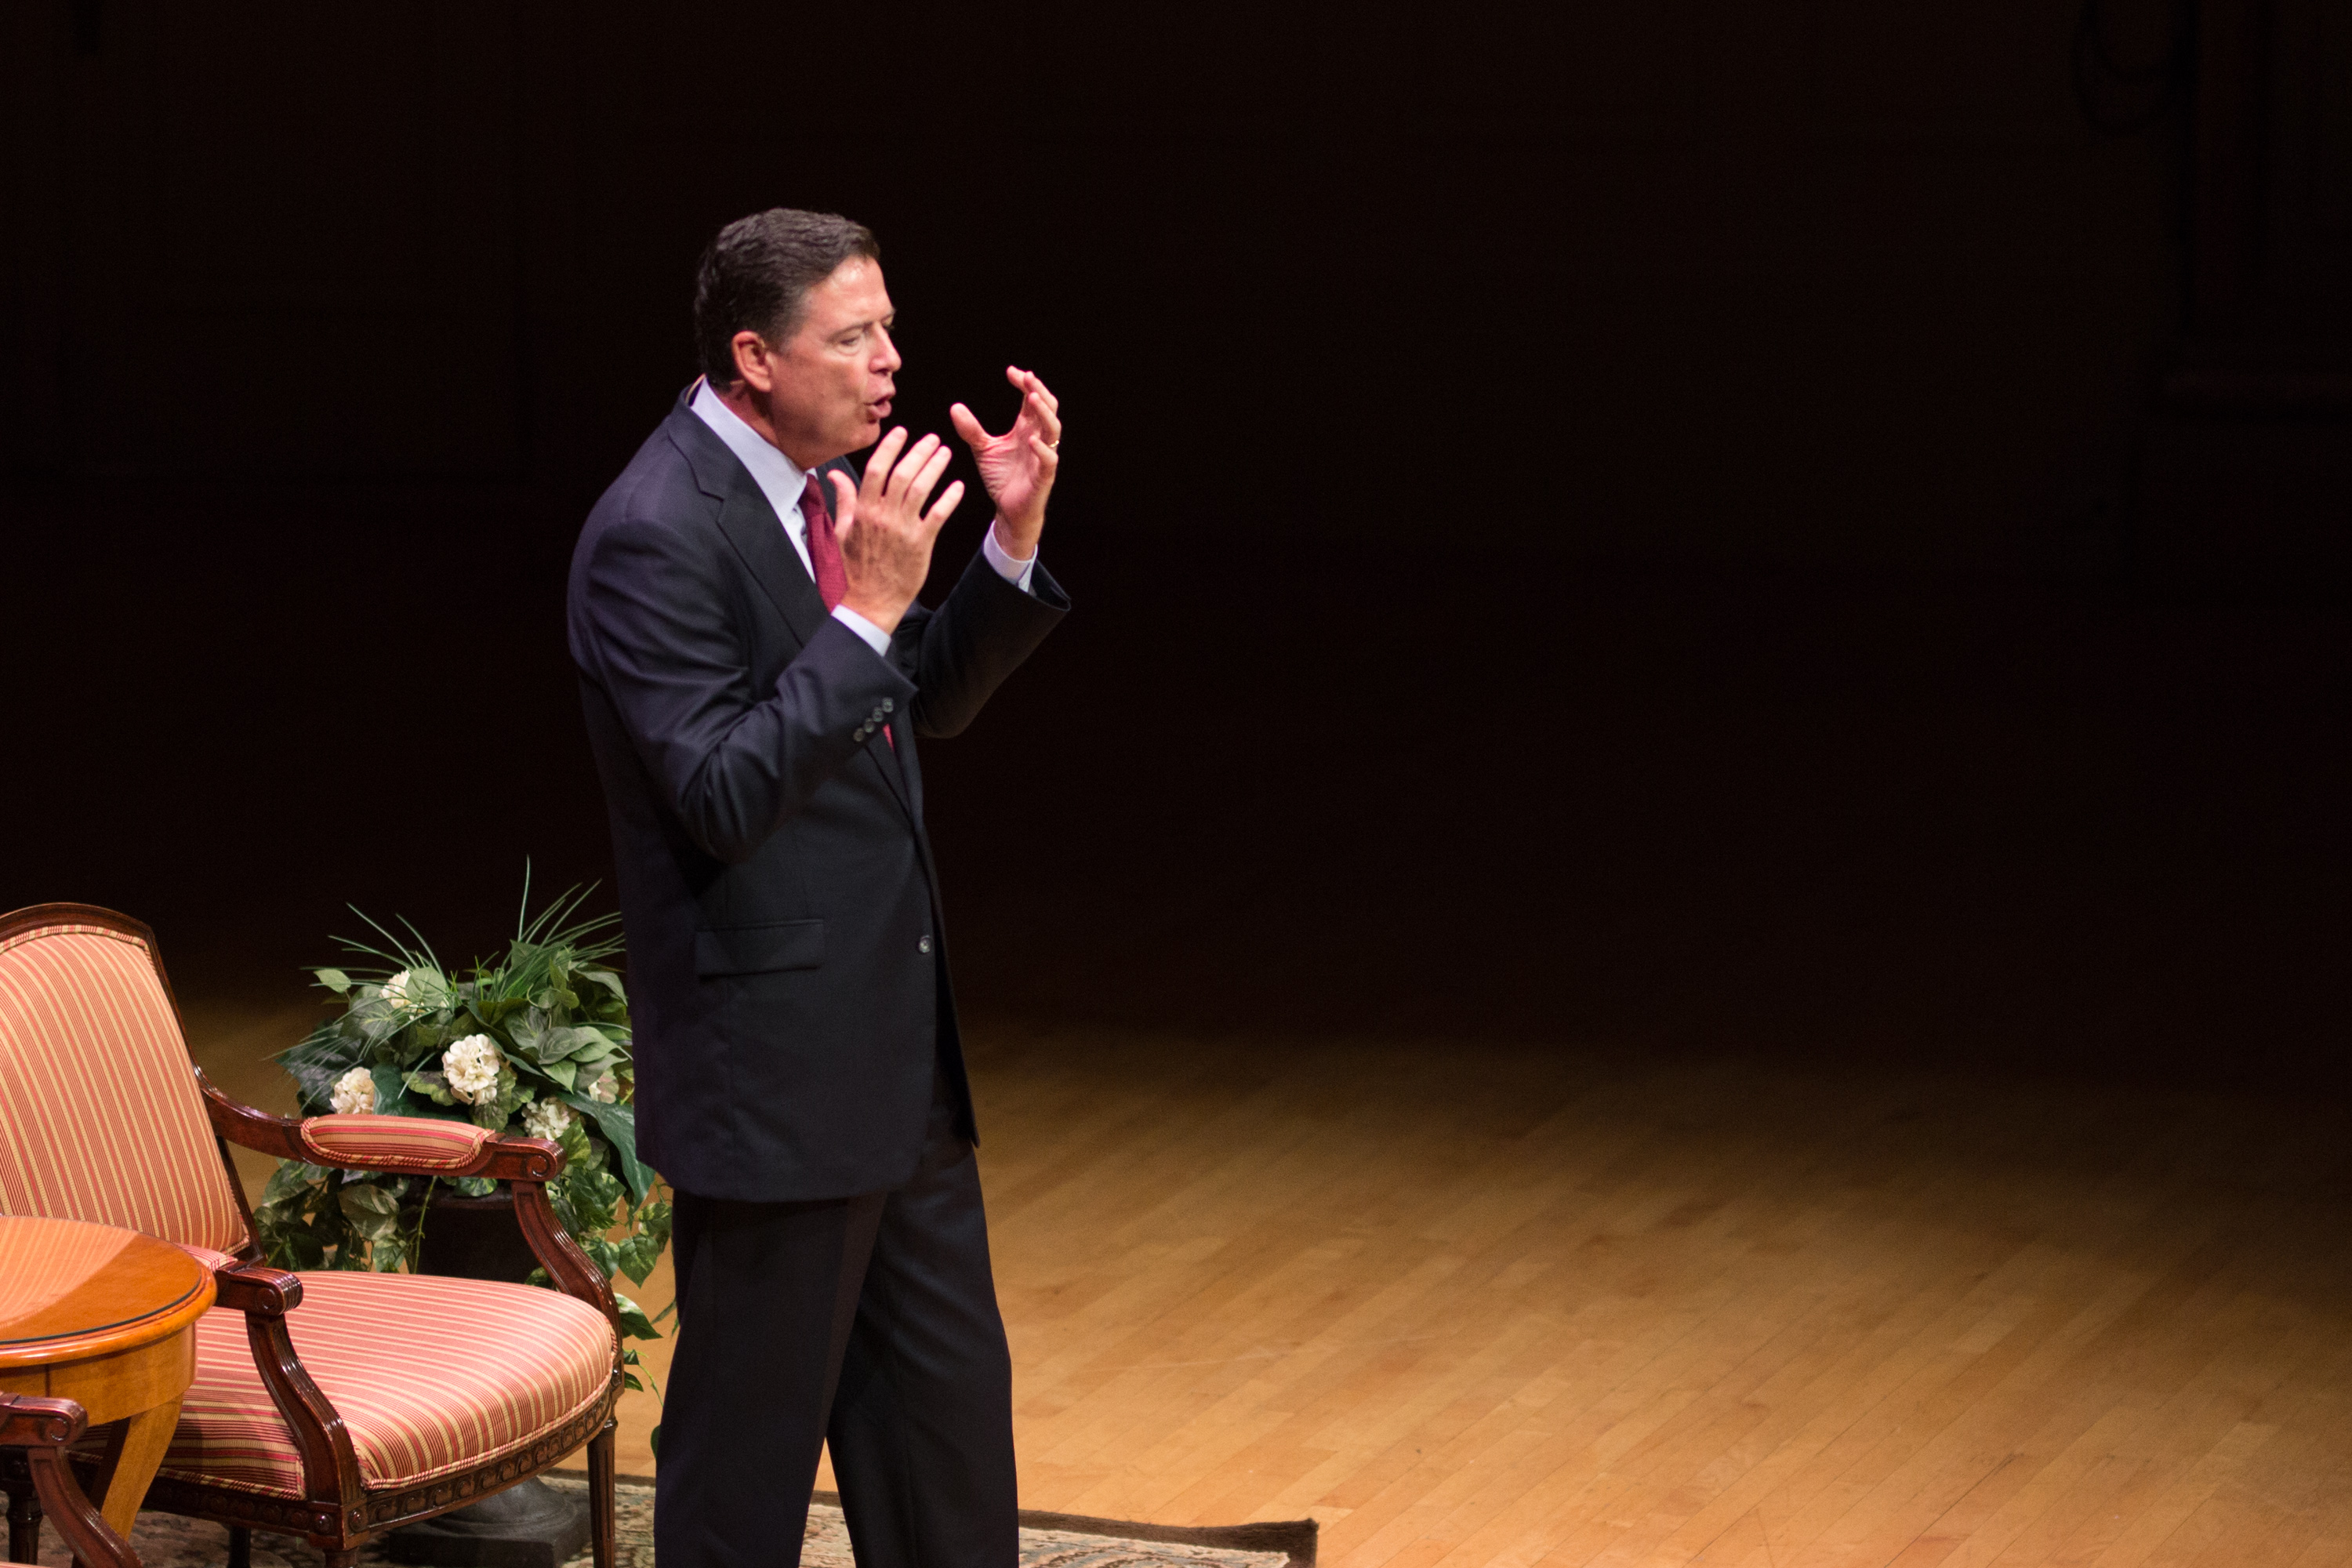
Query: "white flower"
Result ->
[[379, 969, 415, 1009], [329, 1066, 377, 1116], [520, 1100, 574, 1142], [587, 1070, 620, 1105], [441, 1034, 504, 1105]]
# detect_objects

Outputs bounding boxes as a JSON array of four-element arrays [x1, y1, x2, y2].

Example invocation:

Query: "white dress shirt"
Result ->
[[689, 379, 1037, 661]]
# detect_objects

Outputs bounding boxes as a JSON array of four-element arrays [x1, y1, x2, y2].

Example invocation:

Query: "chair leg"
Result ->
[[227, 1524, 253, 1568], [588, 1417, 618, 1568], [325, 1551, 361, 1568], [5, 1479, 40, 1564]]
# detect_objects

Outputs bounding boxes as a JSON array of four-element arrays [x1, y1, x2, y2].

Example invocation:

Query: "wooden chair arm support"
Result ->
[[197, 1066, 311, 1160], [243, 1312, 365, 1515], [0, 1392, 86, 1447], [0, 1396, 136, 1568], [512, 1181, 620, 1334], [213, 1261, 304, 1316], [478, 1138, 567, 1183]]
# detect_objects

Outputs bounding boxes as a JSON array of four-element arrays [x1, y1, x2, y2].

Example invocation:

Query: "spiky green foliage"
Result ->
[[253, 876, 670, 1369]]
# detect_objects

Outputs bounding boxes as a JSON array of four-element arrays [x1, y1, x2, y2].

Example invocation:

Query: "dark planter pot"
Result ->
[[413, 1187, 542, 1284], [387, 1185, 593, 1568]]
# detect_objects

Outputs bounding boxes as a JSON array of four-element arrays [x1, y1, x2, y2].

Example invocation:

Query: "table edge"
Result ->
[[0, 1272, 220, 1370]]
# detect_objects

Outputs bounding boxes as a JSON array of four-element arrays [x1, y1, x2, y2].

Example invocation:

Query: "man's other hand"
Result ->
[[949, 366, 1062, 563], [833, 428, 963, 634]]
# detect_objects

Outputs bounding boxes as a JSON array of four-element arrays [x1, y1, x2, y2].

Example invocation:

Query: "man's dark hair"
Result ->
[[693, 209, 880, 389]]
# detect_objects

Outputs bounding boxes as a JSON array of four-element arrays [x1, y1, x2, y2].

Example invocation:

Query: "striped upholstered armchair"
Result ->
[[0, 906, 621, 1568]]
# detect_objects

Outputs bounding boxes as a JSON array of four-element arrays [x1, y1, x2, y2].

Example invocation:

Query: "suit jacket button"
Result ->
[[918, 935, 934, 954], [881, 699, 895, 713]]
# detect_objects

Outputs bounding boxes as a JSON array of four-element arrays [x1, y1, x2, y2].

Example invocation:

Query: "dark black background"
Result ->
[[4, 1, 2347, 1083]]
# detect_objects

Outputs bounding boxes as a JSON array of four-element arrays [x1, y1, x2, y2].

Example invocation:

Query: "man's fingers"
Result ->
[[920, 480, 966, 536], [863, 427, 909, 503], [1022, 370, 1060, 414], [1029, 434, 1060, 471], [887, 431, 942, 500], [1026, 390, 1062, 445], [907, 441, 956, 515], [949, 401, 995, 451], [826, 470, 859, 543]]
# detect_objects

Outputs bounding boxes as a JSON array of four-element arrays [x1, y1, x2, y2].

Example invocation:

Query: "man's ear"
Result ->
[[730, 331, 775, 394]]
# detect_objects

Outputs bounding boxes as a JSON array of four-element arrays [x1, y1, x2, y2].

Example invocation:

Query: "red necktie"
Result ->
[[799, 474, 848, 612], [800, 473, 892, 749]]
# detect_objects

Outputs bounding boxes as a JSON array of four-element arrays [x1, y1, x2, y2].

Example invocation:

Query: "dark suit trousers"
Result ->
[[655, 1074, 1016, 1568]]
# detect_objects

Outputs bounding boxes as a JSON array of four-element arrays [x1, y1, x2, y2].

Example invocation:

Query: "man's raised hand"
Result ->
[[831, 427, 964, 635], [949, 366, 1062, 562]]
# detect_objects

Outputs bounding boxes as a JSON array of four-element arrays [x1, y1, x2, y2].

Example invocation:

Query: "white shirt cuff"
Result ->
[[831, 604, 895, 658], [983, 521, 1038, 593]]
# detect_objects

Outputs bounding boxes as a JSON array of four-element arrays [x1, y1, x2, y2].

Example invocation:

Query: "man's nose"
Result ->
[[873, 325, 903, 374]]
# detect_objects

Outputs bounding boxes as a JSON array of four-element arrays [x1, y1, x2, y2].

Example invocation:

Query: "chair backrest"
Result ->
[[0, 907, 249, 1255]]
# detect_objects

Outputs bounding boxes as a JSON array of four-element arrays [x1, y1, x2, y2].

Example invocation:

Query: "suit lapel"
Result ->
[[672, 403, 919, 821], [717, 477, 831, 649], [670, 399, 831, 648]]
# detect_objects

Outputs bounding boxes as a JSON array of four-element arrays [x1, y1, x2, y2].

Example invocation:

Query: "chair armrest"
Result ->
[[213, 1261, 304, 1317], [0, 1393, 87, 1447], [297, 1114, 497, 1173], [196, 1067, 566, 1181]]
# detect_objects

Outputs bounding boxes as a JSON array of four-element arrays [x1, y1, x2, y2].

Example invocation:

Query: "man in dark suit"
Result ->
[[566, 208, 1068, 1568]]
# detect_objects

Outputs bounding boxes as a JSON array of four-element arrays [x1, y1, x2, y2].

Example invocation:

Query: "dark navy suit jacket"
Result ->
[[566, 390, 1067, 1202]]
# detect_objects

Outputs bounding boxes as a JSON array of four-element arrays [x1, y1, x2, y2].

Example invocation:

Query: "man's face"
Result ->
[[759, 257, 899, 466]]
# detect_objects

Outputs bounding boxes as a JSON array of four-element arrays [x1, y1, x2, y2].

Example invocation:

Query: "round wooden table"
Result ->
[[0, 1216, 216, 1544]]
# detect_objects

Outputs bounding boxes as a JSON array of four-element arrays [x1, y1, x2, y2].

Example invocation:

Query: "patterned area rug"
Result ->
[[24, 1479, 1312, 1568]]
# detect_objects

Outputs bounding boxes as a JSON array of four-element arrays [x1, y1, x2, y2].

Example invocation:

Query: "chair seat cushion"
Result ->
[[159, 1271, 617, 1498]]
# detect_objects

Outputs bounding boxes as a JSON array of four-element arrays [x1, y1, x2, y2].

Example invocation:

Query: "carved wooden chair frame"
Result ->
[[0, 904, 622, 1568], [2, 1393, 140, 1568]]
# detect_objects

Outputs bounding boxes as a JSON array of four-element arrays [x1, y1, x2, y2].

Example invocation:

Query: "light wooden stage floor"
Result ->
[[190, 1004, 2352, 1568]]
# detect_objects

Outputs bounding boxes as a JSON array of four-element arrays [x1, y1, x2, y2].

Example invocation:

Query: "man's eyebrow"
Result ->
[[840, 312, 896, 336]]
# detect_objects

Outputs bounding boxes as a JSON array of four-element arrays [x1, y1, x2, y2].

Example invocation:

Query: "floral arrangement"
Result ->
[[256, 882, 671, 1385]]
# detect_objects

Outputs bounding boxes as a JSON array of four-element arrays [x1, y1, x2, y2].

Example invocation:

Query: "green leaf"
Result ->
[[475, 1066, 528, 1129], [404, 1069, 457, 1106], [264, 1222, 330, 1271], [314, 967, 353, 994], [339, 1181, 402, 1243], [582, 968, 627, 1006], [614, 1232, 659, 1287], [562, 1094, 652, 1203], [369, 1064, 412, 1116], [648, 1425, 661, 1459], [452, 1174, 497, 1199], [614, 1292, 660, 1341], [548, 1025, 618, 1062], [261, 1159, 327, 1208]]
